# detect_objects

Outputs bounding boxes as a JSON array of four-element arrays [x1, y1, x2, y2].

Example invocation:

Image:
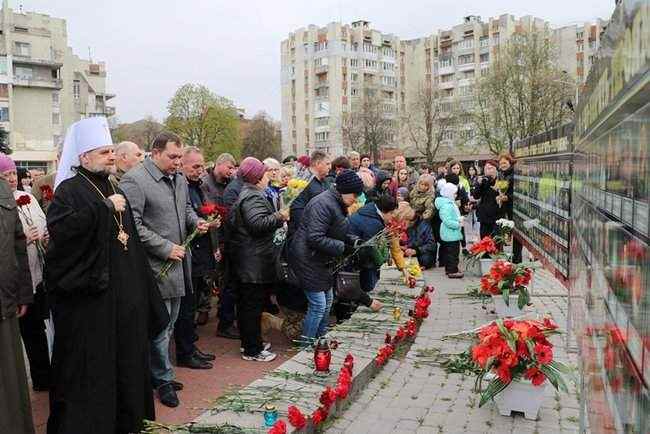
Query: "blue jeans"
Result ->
[[302, 289, 333, 340], [151, 297, 181, 386]]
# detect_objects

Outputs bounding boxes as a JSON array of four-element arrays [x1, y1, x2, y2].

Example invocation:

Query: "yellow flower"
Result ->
[[287, 179, 301, 189], [407, 262, 422, 277]]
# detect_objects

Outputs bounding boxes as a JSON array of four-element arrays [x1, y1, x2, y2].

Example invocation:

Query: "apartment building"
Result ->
[[1, 0, 115, 171], [280, 15, 605, 159]]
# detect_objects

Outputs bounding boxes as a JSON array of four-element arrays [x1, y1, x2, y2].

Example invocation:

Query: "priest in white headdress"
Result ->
[[45, 117, 169, 434]]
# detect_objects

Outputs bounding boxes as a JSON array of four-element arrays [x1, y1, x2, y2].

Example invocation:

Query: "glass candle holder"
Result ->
[[264, 404, 278, 427]]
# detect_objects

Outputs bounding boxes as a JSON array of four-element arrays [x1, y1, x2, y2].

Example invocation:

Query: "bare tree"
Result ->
[[342, 86, 396, 161], [403, 82, 462, 167], [472, 30, 575, 154], [241, 111, 282, 160], [141, 116, 163, 150]]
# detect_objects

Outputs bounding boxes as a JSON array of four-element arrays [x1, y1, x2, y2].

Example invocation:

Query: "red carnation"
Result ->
[[319, 387, 337, 409], [199, 202, 218, 217], [311, 406, 328, 426], [375, 355, 387, 366], [495, 363, 512, 383], [338, 367, 352, 386], [335, 379, 351, 399], [395, 327, 406, 341], [268, 420, 287, 434], [524, 367, 546, 386], [424, 285, 435, 293], [287, 405, 306, 429], [40, 185, 54, 201], [534, 343, 553, 365], [343, 353, 354, 375], [16, 195, 31, 207], [543, 317, 558, 330]]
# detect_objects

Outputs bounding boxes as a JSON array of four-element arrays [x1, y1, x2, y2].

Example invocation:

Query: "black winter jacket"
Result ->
[[228, 184, 284, 284], [498, 167, 514, 220], [472, 176, 501, 224], [288, 175, 330, 237], [289, 187, 349, 293]]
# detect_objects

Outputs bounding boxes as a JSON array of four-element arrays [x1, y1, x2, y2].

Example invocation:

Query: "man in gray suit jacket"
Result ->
[[120, 132, 208, 408]]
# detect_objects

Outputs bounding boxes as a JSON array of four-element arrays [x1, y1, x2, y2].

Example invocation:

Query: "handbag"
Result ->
[[335, 271, 361, 301]]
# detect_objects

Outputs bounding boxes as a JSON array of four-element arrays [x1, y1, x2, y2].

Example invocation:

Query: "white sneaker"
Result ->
[[241, 350, 277, 362], [240, 342, 271, 353]]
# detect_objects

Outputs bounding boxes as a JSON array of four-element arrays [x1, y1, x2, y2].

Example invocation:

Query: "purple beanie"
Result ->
[[238, 157, 268, 184], [0, 153, 16, 173]]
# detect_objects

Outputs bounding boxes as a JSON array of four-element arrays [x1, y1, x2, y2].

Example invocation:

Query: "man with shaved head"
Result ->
[[111, 141, 145, 183]]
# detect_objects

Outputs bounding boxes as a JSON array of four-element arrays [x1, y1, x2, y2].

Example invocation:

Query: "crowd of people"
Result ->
[[0, 116, 517, 434]]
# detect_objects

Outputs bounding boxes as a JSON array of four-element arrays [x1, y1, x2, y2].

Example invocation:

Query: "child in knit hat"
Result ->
[[409, 174, 435, 219]]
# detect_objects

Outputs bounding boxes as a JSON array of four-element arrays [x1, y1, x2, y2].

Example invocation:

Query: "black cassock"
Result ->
[[45, 167, 169, 434]]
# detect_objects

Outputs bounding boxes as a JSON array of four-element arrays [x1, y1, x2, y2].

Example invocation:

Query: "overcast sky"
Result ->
[[20, 0, 613, 124]]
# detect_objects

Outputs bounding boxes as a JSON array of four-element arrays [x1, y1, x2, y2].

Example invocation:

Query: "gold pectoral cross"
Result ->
[[117, 228, 129, 251]]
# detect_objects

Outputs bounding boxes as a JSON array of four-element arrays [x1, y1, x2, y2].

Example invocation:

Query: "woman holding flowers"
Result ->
[[229, 157, 289, 362], [472, 160, 501, 239], [0, 153, 51, 390]]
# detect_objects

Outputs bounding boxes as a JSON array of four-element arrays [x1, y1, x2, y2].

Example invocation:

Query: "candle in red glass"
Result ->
[[314, 337, 332, 375]]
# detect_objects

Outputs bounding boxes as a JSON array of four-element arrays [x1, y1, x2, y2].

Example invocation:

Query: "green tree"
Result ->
[[165, 83, 241, 160]]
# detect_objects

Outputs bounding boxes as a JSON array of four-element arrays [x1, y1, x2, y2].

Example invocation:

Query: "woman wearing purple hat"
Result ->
[[228, 157, 289, 362]]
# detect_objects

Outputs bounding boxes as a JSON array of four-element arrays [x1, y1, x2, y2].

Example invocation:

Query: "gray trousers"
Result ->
[[0, 316, 35, 434]]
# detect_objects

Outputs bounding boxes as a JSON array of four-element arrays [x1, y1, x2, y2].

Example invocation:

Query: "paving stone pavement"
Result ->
[[328, 264, 581, 434]]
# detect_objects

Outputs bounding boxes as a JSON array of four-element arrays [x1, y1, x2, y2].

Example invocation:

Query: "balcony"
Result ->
[[314, 64, 328, 75], [438, 65, 454, 75], [13, 77, 63, 89], [12, 55, 63, 69], [457, 62, 475, 72], [439, 81, 455, 90]]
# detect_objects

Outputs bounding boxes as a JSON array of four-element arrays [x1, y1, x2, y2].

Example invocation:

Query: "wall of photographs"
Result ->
[[513, 124, 573, 283], [570, 1, 649, 433]]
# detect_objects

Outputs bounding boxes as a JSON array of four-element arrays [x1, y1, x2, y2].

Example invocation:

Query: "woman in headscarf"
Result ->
[[0, 153, 51, 391], [229, 157, 289, 362]]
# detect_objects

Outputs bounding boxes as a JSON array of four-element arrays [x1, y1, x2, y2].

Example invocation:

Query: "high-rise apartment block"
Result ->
[[1, 0, 115, 171], [280, 14, 606, 159]]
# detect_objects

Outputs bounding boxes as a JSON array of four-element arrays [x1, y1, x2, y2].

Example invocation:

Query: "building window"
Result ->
[[479, 36, 489, 47], [315, 131, 329, 141], [0, 56, 7, 75], [351, 88, 358, 96], [459, 38, 474, 49], [0, 84, 8, 98], [0, 107, 9, 122], [14, 66, 32, 79], [73, 80, 80, 100], [53, 135, 61, 146], [13, 26, 28, 33], [458, 54, 474, 65], [13, 41, 30, 57], [314, 41, 328, 52], [315, 117, 329, 127], [442, 130, 454, 141], [440, 58, 452, 68], [52, 92, 59, 105], [463, 70, 475, 79], [480, 53, 489, 63], [52, 113, 60, 125], [492, 33, 500, 45]]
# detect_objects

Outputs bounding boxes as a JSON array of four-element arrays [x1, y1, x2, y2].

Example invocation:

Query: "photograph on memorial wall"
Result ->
[[570, 0, 650, 432]]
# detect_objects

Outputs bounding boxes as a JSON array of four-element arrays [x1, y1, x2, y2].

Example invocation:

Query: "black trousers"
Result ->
[[19, 304, 51, 389], [512, 237, 523, 263], [439, 240, 461, 274], [174, 280, 198, 362], [480, 221, 497, 239], [237, 282, 266, 356], [460, 226, 467, 248]]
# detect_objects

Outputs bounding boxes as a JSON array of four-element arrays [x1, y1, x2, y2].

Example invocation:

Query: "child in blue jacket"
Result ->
[[434, 182, 464, 278]]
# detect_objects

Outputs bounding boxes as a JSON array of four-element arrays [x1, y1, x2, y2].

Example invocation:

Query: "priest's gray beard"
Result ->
[[83, 163, 117, 176]]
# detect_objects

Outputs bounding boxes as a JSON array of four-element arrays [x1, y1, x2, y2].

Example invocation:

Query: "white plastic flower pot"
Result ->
[[466, 259, 482, 277], [494, 379, 547, 420], [479, 258, 494, 275], [492, 294, 525, 317]]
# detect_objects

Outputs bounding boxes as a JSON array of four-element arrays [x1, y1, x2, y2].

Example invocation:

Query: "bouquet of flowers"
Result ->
[[470, 317, 572, 407], [479, 260, 533, 308], [494, 218, 515, 245], [15, 194, 46, 264], [494, 179, 510, 207], [465, 236, 505, 269], [158, 202, 221, 278], [281, 178, 309, 209]]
